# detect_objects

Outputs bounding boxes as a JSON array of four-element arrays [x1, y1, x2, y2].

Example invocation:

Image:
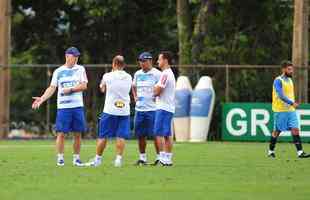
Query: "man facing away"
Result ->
[[268, 61, 310, 159], [32, 47, 88, 166], [85, 55, 132, 167], [132, 52, 162, 165]]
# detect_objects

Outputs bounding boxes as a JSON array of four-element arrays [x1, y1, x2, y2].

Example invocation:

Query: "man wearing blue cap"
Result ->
[[132, 52, 162, 165], [32, 47, 88, 166]]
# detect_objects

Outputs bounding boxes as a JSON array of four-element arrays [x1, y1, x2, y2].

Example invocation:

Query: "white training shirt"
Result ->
[[50, 64, 88, 109], [100, 70, 132, 116], [156, 68, 176, 113], [133, 67, 161, 111]]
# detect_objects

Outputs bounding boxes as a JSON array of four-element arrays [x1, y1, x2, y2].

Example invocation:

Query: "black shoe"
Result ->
[[298, 152, 310, 158], [268, 152, 276, 158], [164, 162, 173, 167], [158, 160, 173, 167], [151, 159, 160, 166], [159, 160, 166, 166], [135, 160, 147, 166]]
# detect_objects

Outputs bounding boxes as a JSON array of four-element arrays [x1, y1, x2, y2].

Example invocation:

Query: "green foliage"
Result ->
[[197, 0, 293, 64]]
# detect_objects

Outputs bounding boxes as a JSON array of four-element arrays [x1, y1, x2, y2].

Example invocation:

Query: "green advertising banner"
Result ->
[[222, 103, 310, 142]]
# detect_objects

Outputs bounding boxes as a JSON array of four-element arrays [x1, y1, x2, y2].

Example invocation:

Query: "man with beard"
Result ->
[[268, 61, 310, 158]]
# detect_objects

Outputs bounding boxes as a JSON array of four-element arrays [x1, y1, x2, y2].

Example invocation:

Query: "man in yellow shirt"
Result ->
[[268, 61, 310, 158]]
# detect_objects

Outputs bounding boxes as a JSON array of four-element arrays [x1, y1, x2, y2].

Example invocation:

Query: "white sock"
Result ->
[[73, 154, 80, 161], [268, 150, 274, 155], [57, 153, 64, 161], [297, 150, 304, 156], [159, 151, 165, 162], [139, 153, 147, 162], [156, 154, 160, 161], [95, 155, 102, 162], [166, 153, 173, 162], [116, 155, 122, 161]]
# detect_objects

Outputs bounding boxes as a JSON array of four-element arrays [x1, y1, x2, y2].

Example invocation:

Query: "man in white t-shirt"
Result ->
[[32, 47, 88, 167], [154, 51, 176, 166], [85, 55, 132, 167], [132, 52, 161, 166]]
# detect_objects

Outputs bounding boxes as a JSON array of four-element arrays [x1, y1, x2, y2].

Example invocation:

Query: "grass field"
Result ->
[[0, 140, 309, 200]]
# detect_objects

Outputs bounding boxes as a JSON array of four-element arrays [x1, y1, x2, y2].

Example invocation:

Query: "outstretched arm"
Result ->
[[32, 86, 56, 109]]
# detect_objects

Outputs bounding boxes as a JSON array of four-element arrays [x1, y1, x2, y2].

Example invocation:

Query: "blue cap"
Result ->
[[65, 47, 80, 57], [138, 52, 152, 61]]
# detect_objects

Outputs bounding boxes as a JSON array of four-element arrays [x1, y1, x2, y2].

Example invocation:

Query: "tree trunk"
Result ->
[[177, 0, 192, 75], [292, 0, 308, 103], [192, 0, 213, 64], [0, 0, 11, 138]]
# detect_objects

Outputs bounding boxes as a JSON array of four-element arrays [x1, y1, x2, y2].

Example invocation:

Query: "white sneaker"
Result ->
[[165, 160, 173, 166], [57, 159, 64, 166], [114, 159, 122, 167], [73, 159, 84, 167], [84, 158, 102, 167], [159, 157, 166, 165]]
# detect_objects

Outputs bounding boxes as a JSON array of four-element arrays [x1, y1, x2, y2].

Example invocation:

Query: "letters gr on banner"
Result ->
[[222, 103, 310, 142]]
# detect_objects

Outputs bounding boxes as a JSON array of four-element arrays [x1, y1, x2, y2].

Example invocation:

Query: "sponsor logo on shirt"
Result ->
[[114, 100, 125, 108]]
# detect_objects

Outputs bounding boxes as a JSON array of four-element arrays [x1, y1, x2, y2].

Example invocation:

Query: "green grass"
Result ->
[[0, 140, 309, 200]]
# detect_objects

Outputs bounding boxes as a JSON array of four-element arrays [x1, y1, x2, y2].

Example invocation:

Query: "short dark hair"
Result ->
[[281, 61, 293, 68], [113, 55, 125, 67], [160, 51, 173, 65]]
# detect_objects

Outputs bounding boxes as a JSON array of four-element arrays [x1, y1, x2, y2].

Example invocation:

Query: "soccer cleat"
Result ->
[[114, 159, 122, 167], [267, 150, 276, 158], [159, 160, 173, 167], [57, 159, 65, 166], [84, 158, 101, 167], [135, 160, 147, 166], [164, 160, 173, 166], [159, 160, 167, 166], [164, 163, 173, 167], [73, 159, 84, 167], [298, 152, 310, 158], [150, 159, 160, 166], [268, 152, 276, 158]]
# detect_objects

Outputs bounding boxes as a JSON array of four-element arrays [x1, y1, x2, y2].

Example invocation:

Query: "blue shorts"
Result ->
[[134, 111, 156, 138], [273, 111, 299, 132], [56, 107, 87, 134], [154, 109, 173, 137], [98, 113, 130, 139]]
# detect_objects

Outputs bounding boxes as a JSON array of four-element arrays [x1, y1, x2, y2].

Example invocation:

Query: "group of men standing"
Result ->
[[32, 47, 176, 167], [32, 47, 310, 168]]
